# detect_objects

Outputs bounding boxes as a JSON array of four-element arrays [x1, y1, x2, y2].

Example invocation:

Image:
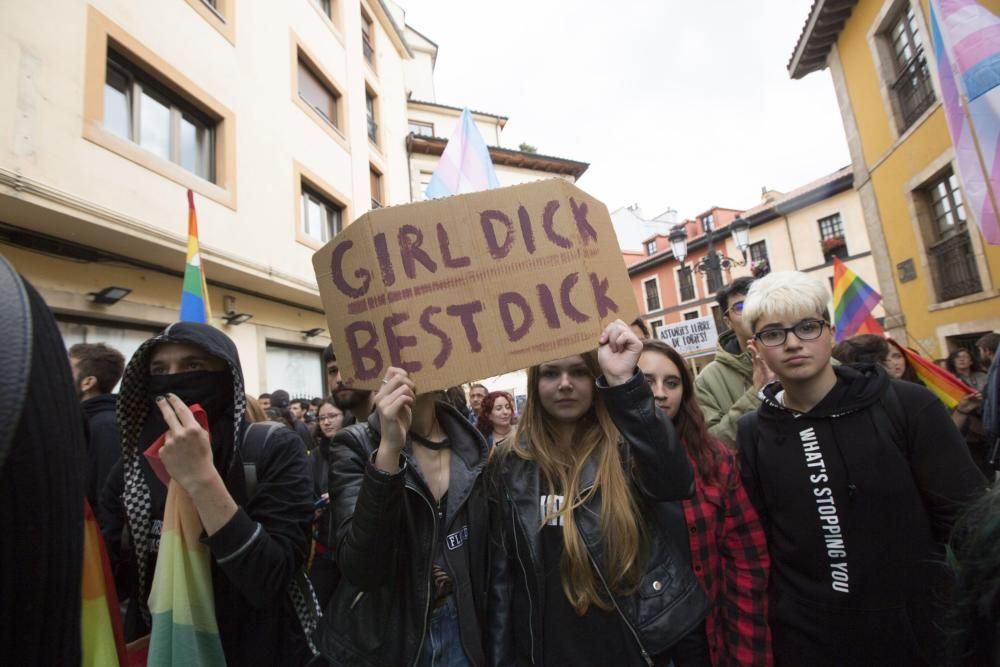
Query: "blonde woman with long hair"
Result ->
[[487, 320, 709, 666]]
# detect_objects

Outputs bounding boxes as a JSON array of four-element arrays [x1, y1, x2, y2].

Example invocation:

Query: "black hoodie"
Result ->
[[737, 364, 986, 666], [81, 393, 121, 511], [102, 321, 317, 665]]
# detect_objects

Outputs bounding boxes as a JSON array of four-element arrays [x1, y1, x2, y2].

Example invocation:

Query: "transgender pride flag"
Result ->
[[179, 190, 213, 322], [930, 0, 1000, 245], [425, 108, 500, 199]]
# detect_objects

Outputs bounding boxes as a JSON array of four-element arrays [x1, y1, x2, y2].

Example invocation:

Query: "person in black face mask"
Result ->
[[98, 322, 320, 665]]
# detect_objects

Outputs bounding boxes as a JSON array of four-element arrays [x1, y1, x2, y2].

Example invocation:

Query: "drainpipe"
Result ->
[[782, 214, 800, 270], [405, 134, 414, 202]]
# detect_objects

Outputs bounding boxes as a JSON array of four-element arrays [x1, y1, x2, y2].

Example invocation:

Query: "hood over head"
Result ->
[[116, 321, 246, 624]]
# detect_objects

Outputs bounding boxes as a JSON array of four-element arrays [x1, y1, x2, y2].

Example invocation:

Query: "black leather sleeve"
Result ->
[[597, 369, 694, 501], [328, 425, 407, 591], [485, 463, 515, 667]]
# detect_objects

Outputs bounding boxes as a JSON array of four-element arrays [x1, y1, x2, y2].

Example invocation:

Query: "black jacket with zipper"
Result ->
[[737, 364, 987, 666], [486, 370, 707, 667], [81, 393, 122, 512], [317, 401, 491, 667]]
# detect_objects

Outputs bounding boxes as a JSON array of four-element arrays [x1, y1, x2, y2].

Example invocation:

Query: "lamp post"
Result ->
[[669, 216, 751, 274]]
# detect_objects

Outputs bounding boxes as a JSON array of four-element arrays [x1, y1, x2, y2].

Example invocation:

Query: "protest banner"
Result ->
[[312, 179, 636, 392], [655, 316, 719, 358]]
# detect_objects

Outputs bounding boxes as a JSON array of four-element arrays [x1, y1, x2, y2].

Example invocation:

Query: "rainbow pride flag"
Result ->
[[145, 406, 226, 666], [179, 190, 213, 323], [930, 0, 1000, 245], [832, 257, 884, 342], [82, 499, 127, 667], [892, 340, 976, 409], [425, 108, 501, 199]]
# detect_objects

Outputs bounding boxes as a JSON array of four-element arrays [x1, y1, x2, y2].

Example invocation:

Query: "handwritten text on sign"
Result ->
[[312, 180, 636, 392], [655, 316, 719, 358]]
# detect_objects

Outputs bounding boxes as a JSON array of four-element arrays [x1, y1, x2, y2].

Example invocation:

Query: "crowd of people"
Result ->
[[2, 263, 999, 667]]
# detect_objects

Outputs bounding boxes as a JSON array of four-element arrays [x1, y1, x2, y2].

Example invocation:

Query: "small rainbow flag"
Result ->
[[832, 257, 884, 342], [146, 405, 226, 666], [891, 340, 976, 409], [82, 499, 127, 667], [424, 108, 501, 199], [179, 190, 212, 323]]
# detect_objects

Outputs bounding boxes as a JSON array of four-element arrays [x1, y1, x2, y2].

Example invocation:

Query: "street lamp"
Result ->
[[669, 217, 751, 273]]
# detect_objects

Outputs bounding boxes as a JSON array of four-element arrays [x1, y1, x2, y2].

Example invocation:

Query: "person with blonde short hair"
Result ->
[[736, 271, 986, 666]]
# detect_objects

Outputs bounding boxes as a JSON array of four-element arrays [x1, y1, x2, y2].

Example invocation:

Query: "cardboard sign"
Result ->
[[312, 179, 636, 392], [655, 316, 719, 358]]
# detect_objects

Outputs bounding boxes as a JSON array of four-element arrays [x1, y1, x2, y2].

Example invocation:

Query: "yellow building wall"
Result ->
[[834, 0, 1000, 356]]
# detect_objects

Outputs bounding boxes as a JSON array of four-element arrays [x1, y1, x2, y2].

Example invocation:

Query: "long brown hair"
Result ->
[[885, 338, 922, 384], [244, 395, 268, 423], [641, 340, 723, 488], [512, 351, 643, 615], [476, 391, 514, 437]]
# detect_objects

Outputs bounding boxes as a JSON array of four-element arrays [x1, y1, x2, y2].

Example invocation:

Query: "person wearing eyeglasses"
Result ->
[[309, 398, 345, 609], [695, 277, 776, 449], [735, 271, 986, 667]]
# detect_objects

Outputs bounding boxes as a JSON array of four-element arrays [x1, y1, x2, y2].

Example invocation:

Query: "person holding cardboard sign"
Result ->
[[486, 320, 709, 667], [317, 366, 491, 666]]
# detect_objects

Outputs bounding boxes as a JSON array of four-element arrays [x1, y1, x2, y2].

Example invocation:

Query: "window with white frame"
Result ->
[[418, 171, 433, 201], [408, 120, 434, 137], [312, 0, 332, 17], [643, 277, 661, 312], [883, 2, 935, 131], [646, 239, 657, 255], [678, 266, 695, 302], [301, 183, 343, 244], [705, 266, 724, 294], [297, 53, 341, 129], [266, 343, 323, 398], [366, 89, 378, 144], [104, 50, 216, 181], [922, 168, 982, 301]]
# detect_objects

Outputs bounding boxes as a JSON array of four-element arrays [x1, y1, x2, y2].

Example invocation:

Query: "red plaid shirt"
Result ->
[[682, 442, 772, 667]]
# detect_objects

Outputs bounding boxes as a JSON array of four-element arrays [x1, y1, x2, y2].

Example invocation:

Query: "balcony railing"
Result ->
[[892, 51, 936, 130], [929, 229, 982, 301]]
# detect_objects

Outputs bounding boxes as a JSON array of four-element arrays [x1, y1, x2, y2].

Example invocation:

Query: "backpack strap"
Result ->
[[0, 255, 32, 475], [241, 421, 283, 503], [875, 381, 909, 461], [237, 420, 323, 652]]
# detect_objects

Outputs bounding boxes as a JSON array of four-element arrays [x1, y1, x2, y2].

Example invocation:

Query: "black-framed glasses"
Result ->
[[753, 319, 829, 347], [724, 301, 745, 318]]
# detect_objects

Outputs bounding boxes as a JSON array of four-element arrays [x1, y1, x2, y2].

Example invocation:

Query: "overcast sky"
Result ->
[[400, 0, 851, 220]]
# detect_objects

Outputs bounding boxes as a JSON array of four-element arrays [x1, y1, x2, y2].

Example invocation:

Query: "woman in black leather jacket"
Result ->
[[317, 369, 491, 667], [486, 320, 709, 667]]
